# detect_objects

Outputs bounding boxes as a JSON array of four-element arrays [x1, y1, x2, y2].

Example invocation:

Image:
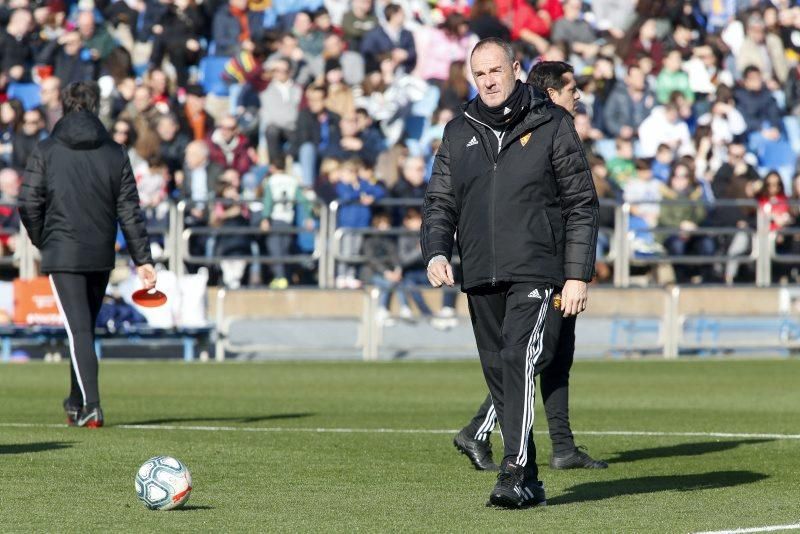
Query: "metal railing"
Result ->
[[6, 198, 800, 289]]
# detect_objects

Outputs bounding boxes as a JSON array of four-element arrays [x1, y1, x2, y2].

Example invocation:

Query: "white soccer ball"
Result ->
[[135, 456, 192, 510]]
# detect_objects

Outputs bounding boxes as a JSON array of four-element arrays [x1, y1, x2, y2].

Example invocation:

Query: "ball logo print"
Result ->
[[135, 456, 192, 510]]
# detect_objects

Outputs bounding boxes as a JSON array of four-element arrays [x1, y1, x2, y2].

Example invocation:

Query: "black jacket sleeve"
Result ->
[[421, 131, 458, 264], [551, 113, 599, 281], [18, 144, 46, 247], [117, 151, 153, 266]]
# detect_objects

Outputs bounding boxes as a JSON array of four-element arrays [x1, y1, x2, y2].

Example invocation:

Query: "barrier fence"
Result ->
[[5, 198, 800, 288]]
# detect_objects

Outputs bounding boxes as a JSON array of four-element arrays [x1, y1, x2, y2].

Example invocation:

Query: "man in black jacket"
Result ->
[[19, 81, 156, 428], [454, 62, 608, 474], [422, 40, 598, 508]]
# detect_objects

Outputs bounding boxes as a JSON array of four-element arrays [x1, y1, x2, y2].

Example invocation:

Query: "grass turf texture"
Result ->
[[0, 359, 798, 533]]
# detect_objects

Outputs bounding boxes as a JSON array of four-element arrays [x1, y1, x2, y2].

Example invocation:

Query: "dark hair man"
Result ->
[[422, 40, 599, 508], [19, 81, 156, 428], [454, 61, 607, 478]]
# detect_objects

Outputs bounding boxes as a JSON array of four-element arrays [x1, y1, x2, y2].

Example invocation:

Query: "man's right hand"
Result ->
[[137, 264, 157, 290], [427, 258, 454, 287]]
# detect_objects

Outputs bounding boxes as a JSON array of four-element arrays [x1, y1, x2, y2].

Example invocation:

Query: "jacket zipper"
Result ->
[[491, 131, 505, 286]]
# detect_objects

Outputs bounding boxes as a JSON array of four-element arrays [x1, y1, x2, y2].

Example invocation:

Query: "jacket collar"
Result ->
[[462, 85, 553, 146]]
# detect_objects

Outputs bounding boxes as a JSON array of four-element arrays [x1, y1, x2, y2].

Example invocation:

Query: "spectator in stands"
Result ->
[[39, 29, 97, 84], [40, 76, 63, 132], [294, 84, 340, 188], [550, 0, 599, 69], [397, 207, 435, 321], [260, 156, 311, 289], [155, 114, 189, 177], [659, 162, 714, 283], [0, 99, 22, 168], [335, 158, 385, 288], [208, 114, 255, 175], [391, 154, 425, 197], [509, 0, 556, 55], [211, 174, 252, 289], [590, 155, 618, 282], [323, 112, 382, 167], [468, 0, 510, 41], [181, 84, 215, 142], [572, 111, 603, 156], [293, 10, 325, 58], [300, 32, 365, 87], [638, 101, 695, 159], [12, 108, 47, 171], [342, 0, 378, 50], [734, 66, 783, 139], [135, 157, 170, 226], [77, 10, 116, 62], [324, 59, 355, 118], [439, 60, 471, 113], [417, 13, 478, 85], [651, 144, 674, 183], [212, 0, 259, 57], [737, 13, 788, 85], [361, 210, 404, 323], [179, 140, 223, 229], [0, 9, 34, 81], [259, 57, 302, 166], [620, 18, 664, 72], [624, 160, 664, 257], [314, 156, 342, 204], [606, 137, 636, 189], [148, 0, 205, 88], [603, 64, 655, 139], [656, 49, 693, 105], [757, 170, 793, 243], [360, 4, 416, 74], [0, 168, 20, 256]]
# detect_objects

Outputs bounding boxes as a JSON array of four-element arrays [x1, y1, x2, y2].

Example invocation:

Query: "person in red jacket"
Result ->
[[207, 115, 256, 175]]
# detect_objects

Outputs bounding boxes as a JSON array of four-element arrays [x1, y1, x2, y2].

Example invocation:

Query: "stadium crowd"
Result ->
[[1, 0, 800, 298]]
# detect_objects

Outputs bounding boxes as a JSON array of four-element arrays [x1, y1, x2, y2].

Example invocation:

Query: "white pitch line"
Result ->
[[693, 523, 800, 534], [1, 422, 800, 440]]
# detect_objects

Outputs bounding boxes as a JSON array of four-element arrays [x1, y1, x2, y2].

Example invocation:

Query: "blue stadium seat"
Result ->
[[199, 56, 231, 97], [8, 83, 42, 110]]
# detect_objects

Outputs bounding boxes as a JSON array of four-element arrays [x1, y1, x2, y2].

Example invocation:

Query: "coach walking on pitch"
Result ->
[[422, 39, 598, 508], [19, 81, 156, 428], [454, 61, 608, 473]]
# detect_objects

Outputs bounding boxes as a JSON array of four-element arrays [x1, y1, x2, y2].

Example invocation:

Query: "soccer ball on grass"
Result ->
[[135, 456, 192, 510]]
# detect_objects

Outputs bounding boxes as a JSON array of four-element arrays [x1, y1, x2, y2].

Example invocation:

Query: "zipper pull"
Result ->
[[493, 163, 497, 171]]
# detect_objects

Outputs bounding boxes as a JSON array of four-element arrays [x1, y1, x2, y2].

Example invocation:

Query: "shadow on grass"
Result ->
[[122, 413, 315, 426], [174, 505, 214, 511], [549, 471, 768, 506], [0, 441, 75, 454], [608, 439, 774, 464]]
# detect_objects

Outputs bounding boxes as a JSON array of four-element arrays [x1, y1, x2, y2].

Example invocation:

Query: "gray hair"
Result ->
[[470, 37, 515, 66]]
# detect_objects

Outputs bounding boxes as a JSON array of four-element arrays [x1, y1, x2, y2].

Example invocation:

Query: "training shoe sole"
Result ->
[[453, 435, 498, 471], [487, 493, 523, 509]]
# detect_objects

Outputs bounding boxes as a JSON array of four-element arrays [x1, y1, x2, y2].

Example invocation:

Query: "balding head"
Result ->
[[185, 140, 209, 170]]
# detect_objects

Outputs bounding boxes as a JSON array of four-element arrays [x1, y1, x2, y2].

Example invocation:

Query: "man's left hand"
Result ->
[[561, 280, 588, 318]]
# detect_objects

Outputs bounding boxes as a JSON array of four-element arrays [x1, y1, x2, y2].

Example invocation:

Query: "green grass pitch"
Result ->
[[1, 359, 798, 532]]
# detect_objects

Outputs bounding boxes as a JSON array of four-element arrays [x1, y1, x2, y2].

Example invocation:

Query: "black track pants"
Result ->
[[464, 316, 577, 455], [49, 271, 109, 408], [467, 282, 562, 478]]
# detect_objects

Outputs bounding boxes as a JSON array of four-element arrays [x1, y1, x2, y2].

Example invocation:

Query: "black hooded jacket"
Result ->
[[421, 87, 598, 290], [18, 110, 152, 273]]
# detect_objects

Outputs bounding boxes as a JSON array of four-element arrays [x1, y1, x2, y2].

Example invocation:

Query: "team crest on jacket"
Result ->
[[520, 132, 532, 147]]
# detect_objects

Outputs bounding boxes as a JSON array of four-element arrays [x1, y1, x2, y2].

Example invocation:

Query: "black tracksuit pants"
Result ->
[[467, 282, 562, 479], [49, 272, 110, 408], [465, 315, 577, 456]]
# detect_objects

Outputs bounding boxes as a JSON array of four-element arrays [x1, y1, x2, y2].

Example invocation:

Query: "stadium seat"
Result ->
[[8, 83, 42, 110], [199, 56, 231, 97]]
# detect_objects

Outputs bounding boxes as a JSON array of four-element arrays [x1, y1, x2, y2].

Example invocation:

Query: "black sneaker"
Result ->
[[487, 463, 526, 508], [63, 398, 80, 426], [75, 406, 104, 428], [520, 480, 547, 508], [550, 446, 608, 469], [453, 429, 499, 471]]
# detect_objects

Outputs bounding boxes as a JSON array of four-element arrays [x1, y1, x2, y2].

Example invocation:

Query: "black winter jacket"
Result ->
[[422, 88, 598, 290], [19, 111, 153, 273]]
